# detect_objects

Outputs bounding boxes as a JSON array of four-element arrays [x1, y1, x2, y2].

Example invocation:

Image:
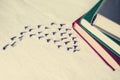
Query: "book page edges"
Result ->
[[81, 19, 120, 57], [93, 14, 120, 39], [72, 22, 119, 70]]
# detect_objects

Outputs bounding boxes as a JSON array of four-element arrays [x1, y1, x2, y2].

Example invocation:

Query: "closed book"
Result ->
[[81, 0, 120, 57], [72, 18, 120, 71]]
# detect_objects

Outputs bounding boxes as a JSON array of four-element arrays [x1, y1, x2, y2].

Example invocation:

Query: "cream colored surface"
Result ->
[[0, 0, 120, 80]]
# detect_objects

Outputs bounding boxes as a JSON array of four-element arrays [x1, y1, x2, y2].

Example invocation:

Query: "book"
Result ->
[[72, 0, 120, 70], [92, 14, 120, 42], [72, 18, 120, 71], [80, 0, 120, 57], [80, 19, 120, 57]]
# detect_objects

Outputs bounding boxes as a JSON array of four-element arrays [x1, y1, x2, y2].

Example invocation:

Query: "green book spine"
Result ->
[[83, 0, 104, 23]]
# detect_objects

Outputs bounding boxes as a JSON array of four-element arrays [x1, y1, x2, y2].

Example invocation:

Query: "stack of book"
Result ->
[[72, 0, 120, 71]]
